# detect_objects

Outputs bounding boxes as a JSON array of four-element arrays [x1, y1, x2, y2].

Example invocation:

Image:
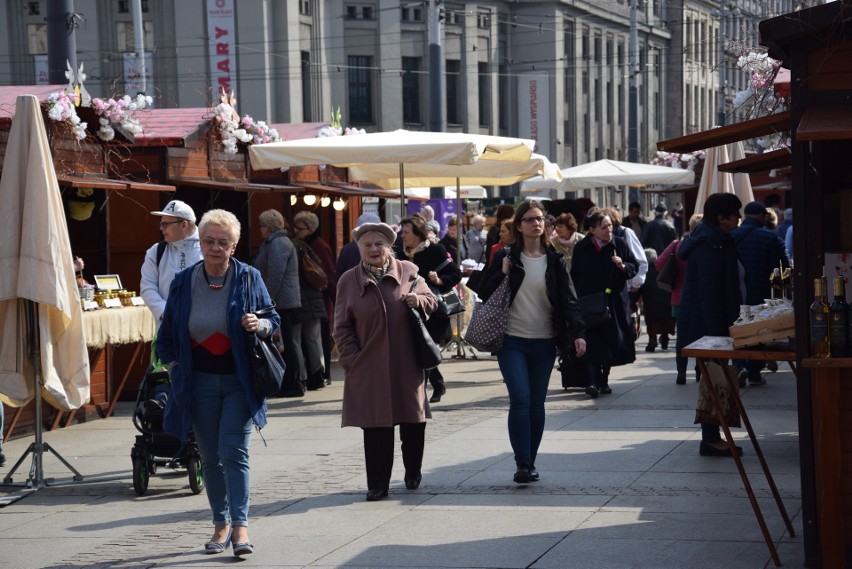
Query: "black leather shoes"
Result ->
[[366, 488, 389, 501], [404, 473, 422, 490], [429, 385, 446, 403], [528, 465, 540, 482], [699, 442, 744, 457], [585, 386, 599, 399], [514, 465, 533, 484], [676, 372, 687, 385], [598, 386, 612, 395]]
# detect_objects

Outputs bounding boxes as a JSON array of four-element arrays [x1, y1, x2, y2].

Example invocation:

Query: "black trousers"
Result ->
[[362, 423, 426, 491], [277, 309, 303, 393], [320, 319, 332, 381]]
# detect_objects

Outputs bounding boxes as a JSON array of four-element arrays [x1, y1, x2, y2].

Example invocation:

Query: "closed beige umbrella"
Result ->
[[694, 141, 755, 215], [0, 95, 89, 487]]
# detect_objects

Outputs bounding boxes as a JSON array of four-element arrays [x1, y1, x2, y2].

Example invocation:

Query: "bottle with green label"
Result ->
[[829, 277, 849, 357], [810, 277, 830, 358]]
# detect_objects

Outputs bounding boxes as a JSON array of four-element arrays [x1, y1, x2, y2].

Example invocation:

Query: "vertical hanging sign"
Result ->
[[517, 72, 550, 155], [207, 0, 235, 101]]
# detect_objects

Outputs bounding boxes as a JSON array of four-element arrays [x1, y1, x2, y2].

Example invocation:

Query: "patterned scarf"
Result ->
[[362, 259, 391, 282], [403, 240, 429, 260]]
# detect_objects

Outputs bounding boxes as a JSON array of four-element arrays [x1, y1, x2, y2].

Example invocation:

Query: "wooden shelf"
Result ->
[[802, 358, 852, 368]]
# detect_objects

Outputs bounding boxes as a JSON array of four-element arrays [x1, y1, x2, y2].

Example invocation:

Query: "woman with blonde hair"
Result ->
[[159, 209, 279, 556]]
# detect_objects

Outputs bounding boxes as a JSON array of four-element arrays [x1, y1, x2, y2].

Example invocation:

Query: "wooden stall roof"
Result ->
[[0, 84, 66, 125], [657, 111, 792, 153], [797, 106, 852, 141], [717, 148, 792, 173], [270, 122, 328, 140], [132, 107, 211, 147], [57, 174, 176, 192], [760, 1, 852, 63]]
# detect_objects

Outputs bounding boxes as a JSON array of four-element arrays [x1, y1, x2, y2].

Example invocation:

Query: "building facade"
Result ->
[[0, 0, 797, 198]]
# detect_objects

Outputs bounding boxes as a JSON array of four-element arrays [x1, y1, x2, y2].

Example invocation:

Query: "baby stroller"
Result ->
[[130, 369, 204, 496]]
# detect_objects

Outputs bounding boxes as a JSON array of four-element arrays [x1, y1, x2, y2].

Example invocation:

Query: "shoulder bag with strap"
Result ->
[[430, 258, 464, 317], [576, 249, 616, 329], [243, 269, 286, 397], [407, 276, 443, 370]]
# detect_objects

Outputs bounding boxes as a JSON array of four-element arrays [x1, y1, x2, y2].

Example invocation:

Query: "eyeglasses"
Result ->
[[159, 220, 183, 229], [201, 237, 233, 249], [521, 216, 545, 224]]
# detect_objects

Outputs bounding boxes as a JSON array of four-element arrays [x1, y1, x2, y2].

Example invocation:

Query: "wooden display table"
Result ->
[[682, 336, 797, 567]]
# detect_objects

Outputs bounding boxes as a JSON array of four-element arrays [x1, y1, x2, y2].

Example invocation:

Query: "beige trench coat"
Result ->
[[334, 257, 437, 428]]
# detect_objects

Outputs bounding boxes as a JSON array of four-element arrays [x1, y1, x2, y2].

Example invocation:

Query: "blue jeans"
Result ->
[[497, 336, 557, 468], [192, 370, 253, 527]]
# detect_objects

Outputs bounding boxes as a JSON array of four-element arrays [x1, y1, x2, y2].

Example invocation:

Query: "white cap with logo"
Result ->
[[150, 200, 196, 223]]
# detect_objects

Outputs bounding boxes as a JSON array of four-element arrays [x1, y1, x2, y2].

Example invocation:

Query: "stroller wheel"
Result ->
[[132, 456, 150, 495], [187, 455, 204, 495]]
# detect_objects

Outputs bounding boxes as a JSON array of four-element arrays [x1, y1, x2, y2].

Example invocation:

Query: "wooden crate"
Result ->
[[729, 312, 795, 348]]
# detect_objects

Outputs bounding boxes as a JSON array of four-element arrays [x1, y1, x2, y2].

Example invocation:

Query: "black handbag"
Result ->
[[244, 269, 286, 397], [656, 251, 677, 292], [576, 291, 612, 329], [430, 259, 465, 317], [408, 276, 443, 370]]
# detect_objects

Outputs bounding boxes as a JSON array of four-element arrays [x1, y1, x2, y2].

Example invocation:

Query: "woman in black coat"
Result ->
[[394, 215, 462, 403], [570, 209, 639, 397]]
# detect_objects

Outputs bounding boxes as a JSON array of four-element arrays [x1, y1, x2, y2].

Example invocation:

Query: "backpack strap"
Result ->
[[155, 240, 168, 267]]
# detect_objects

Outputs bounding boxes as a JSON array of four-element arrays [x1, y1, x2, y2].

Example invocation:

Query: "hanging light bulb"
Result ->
[[303, 193, 317, 206], [290, 194, 297, 206], [332, 198, 346, 211], [320, 196, 331, 208]]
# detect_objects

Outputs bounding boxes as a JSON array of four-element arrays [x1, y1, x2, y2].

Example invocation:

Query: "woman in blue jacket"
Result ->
[[159, 209, 280, 557]]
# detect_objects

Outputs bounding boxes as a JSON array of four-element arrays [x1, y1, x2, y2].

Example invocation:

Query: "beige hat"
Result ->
[[352, 222, 396, 244]]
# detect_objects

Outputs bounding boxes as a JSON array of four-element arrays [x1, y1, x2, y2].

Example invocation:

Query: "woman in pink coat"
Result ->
[[654, 213, 702, 385], [333, 221, 437, 501]]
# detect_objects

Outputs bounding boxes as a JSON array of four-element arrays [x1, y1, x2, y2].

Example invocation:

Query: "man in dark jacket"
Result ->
[[731, 201, 790, 386], [641, 203, 677, 254], [677, 193, 743, 457]]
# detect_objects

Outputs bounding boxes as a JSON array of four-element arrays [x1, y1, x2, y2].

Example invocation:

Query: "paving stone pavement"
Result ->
[[0, 343, 806, 568]]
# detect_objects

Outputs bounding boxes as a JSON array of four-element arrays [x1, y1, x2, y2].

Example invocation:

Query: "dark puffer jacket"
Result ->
[[479, 246, 586, 352], [731, 217, 789, 305], [675, 222, 742, 351]]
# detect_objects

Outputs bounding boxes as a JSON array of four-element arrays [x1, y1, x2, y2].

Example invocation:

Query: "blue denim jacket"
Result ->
[[158, 258, 280, 441]]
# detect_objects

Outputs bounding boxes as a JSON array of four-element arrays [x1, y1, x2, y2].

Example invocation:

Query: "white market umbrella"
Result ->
[[249, 129, 535, 170], [391, 186, 487, 200], [521, 158, 695, 194], [347, 153, 561, 190], [694, 141, 754, 215], [249, 130, 536, 212], [0, 95, 89, 487]]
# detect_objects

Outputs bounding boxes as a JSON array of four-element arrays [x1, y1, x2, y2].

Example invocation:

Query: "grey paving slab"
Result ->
[[0, 345, 806, 568]]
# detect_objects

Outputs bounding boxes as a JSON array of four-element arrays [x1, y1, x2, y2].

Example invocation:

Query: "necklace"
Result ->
[[202, 264, 228, 290]]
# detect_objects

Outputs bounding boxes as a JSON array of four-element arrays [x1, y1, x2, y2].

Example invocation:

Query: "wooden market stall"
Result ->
[[760, 3, 852, 566], [656, 2, 852, 566], [0, 89, 389, 442]]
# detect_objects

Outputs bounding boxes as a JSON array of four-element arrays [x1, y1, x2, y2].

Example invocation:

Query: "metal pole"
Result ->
[[628, 0, 639, 205], [131, 0, 147, 95], [427, 0, 444, 134], [717, 3, 727, 127], [46, 0, 78, 85]]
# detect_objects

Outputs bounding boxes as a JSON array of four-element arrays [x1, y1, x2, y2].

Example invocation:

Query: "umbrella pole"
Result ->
[[449, 177, 477, 360], [399, 163, 406, 220], [3, 300, 84, 489]]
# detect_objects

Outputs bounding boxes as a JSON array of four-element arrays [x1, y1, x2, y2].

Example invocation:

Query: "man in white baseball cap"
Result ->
[[140, 200, 203, 324], [139, 200, 203, 412]]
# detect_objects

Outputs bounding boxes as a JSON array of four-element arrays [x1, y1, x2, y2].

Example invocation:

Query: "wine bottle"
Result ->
[[810, 277, 830, 358], [829, 277, 849, 357]]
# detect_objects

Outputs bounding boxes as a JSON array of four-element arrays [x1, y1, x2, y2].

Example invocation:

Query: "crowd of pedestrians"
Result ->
[[118, 195, 792, 557]]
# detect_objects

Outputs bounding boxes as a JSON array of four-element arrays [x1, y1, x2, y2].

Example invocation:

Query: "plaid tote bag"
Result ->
[[463, 275, 511, 352]]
